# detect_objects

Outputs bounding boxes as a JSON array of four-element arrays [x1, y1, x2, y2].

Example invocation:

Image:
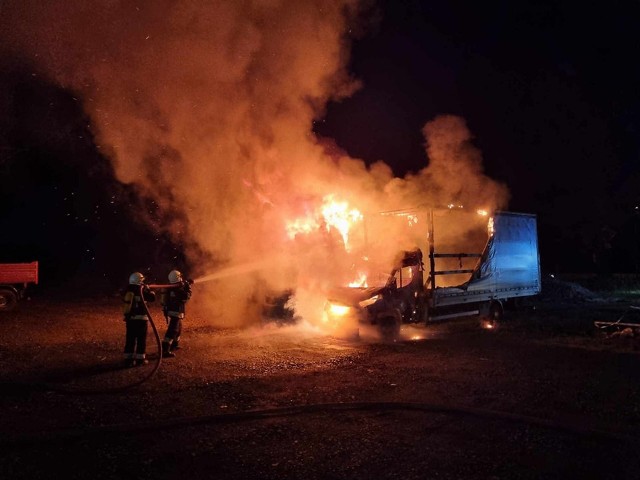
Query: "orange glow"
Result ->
[[477, 209, 488, 216], [320, 195, 363, 251], [348, 272, 368, 287], [481, 320, 495, 329], [488, 216, 495, 236], [5, 1, 513, 331], [285, 194, 363, 251], [285, 215, 319, 239], [328, 303, 351, 317]]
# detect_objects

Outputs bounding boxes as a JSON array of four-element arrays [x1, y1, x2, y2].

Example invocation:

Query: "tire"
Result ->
[[378, 313, 401, 342], [480, 300, 503, 329], [0, 289, 18, 311], [489, 301, 504, 322]]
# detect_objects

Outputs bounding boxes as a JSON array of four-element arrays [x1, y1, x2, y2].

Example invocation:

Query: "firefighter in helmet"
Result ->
[[160, 269, 192, 358], [122, 272, 156, 367]]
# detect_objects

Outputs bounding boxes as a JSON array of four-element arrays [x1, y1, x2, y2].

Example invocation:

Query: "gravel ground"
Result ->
[[0, 296, 639, 479]]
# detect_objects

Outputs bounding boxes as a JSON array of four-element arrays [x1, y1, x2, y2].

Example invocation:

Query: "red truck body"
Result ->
[[0, 261, 39, 311], [0, 261, 39, 285]]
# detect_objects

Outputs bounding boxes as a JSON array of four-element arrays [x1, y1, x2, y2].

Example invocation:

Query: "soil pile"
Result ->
[[539, 275, 606, 303]]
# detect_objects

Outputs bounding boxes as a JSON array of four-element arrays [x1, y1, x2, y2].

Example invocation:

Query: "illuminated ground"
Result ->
[[0, 297, 639, 479]]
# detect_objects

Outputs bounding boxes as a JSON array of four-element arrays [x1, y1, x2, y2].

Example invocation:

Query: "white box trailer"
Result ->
[[427, 211, 541, 321]]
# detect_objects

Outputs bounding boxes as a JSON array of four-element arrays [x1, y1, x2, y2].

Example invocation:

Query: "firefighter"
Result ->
[[161, 269, 192, 358], [122, 272, 156, 367]]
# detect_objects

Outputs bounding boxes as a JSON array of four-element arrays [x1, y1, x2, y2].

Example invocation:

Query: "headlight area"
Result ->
[[323, 295, 381, 325], [323, 300, 362, 327], [322, 300, 361, 339], [324, 301, 354, 321]]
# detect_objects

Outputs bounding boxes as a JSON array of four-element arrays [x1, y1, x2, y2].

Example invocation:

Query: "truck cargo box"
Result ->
[[433, 212, 541, 306]]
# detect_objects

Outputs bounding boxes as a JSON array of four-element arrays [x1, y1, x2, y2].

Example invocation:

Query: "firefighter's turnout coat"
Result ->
[[161, 281, 191, 351], [122, 283, 156, 361], [162, 282, 192, 319]]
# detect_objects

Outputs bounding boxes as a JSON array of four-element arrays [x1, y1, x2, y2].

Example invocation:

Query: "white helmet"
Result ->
[[129, 272, 145, 285], [168, 270, 183, 284]]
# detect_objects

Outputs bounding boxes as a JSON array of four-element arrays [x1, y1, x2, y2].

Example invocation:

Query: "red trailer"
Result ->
[[0, 261, 38, 311]]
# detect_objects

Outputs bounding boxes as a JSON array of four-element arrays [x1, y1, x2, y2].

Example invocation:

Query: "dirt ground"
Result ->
[[1, 294, 639, 480]]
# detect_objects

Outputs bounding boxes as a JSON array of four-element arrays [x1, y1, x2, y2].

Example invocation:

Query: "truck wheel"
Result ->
[[0, 289, 18, 311], [480, 300, 503, 329], [489, 301, 504, 321], [378, 314, 401, 342]]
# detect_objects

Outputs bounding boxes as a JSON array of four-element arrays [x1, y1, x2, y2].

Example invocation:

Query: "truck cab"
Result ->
[[324, 249, 428, 340]]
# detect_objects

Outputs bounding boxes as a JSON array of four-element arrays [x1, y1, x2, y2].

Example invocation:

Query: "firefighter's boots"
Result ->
[[162, 342, 175, 358]]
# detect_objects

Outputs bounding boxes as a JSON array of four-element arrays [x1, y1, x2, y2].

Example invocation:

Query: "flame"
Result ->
[[285, 214, 319, 240], [320, 195, 363, 250], [348, 272, 368, 287], [488, 216, 495, 236], [327, 303, 351, 317], [482, 320, 495, 330], [285, 194, 363, 251], [477, 209, 488, 216]]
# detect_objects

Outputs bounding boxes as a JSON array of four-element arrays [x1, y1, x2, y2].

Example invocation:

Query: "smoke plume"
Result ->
[[0, 1, 508, 326]]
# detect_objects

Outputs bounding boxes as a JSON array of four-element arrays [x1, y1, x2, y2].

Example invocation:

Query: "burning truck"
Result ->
[[324, 210, 541, 339], [273, 206, 541, 340]]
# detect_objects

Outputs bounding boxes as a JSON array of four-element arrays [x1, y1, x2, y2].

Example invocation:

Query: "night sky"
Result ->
[[316, 0, 640, 274], [1, 0, 639, 292]]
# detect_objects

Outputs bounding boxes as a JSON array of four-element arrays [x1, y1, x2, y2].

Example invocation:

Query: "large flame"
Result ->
[[0, 1, 510, 327], [285, 215, 320, 240], [320, 195, 363, 251], [285, 194, 363, 252]]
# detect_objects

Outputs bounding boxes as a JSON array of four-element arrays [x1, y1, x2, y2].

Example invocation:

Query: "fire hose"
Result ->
[[0, 282, 635, 443], [0, 287, 635, 445], [1, 283, 184, 395], [0, 401, 635, 448]]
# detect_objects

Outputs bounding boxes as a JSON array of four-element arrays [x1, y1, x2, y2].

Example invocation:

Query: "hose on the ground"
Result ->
[[0, 401, 635, 448], [1, 287, 635, 443], [2, 284, 164, 395]]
